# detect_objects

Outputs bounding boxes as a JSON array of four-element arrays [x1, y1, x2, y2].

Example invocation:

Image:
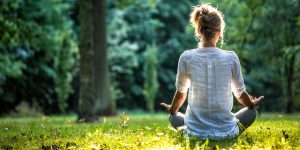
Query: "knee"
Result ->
[[169, 113, 182, 123], [247, 107, 258, 120], [169, 112, 185, 129]]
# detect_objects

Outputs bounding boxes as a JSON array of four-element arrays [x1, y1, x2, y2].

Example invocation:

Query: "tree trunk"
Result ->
[[78, 0, 115, 122], [285, 53, 295, 114]]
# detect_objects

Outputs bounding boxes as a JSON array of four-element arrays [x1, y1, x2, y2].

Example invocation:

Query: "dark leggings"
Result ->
[[234, 107, 258, 132], [169, 107, 257, 133]]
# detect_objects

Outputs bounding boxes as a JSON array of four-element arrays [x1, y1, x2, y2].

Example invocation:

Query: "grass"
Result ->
[[0, 112, 299, 149]]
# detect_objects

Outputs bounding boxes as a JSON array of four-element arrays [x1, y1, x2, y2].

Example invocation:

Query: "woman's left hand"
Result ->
[[160, 102, 171, 112]]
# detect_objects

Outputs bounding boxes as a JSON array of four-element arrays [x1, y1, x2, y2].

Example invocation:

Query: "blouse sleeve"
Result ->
[[175, 53, 190, 93], [231, 52, 246, 97]]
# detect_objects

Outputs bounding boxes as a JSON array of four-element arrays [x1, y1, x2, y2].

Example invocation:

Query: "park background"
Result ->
[[1, 0, 299, 117], [1, 0, 300, 149]]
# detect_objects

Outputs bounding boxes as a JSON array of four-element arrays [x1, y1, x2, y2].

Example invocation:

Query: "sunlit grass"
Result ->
[[0, 113, 299, 149]]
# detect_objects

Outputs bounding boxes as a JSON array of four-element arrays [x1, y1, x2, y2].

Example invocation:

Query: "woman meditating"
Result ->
[[160, 4, 264, 139]]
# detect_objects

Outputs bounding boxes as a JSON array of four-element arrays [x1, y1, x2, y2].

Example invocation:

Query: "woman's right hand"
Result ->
[[237, 91, 264, 108]]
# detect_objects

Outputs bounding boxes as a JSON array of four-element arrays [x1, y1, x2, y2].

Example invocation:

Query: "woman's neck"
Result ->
[[202, 42, 216, 47], [200, 36, 218, 47]]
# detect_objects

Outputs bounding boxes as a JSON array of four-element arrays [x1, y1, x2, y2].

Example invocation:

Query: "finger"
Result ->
[[257, 96, 264, 101], [254, 96, 265, 106], [160, 103, 168, 108], [160, 103, 169, 106]]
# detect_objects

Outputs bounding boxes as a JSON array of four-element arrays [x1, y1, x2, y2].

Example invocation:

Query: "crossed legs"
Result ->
[[234, 107, 257, 132], [169, 107, 258, 133]]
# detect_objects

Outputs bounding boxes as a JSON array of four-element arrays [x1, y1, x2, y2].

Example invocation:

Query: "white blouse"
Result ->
[[175, 47, 246, 139]]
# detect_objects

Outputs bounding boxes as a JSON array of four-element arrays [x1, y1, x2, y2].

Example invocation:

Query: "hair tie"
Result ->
[[202, 25, 208, 29], [201, 14, 206, 19]]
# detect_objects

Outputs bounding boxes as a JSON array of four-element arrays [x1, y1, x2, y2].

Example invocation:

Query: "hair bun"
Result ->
[[196, 11, 206, 22], [189, 3, 225, 46]]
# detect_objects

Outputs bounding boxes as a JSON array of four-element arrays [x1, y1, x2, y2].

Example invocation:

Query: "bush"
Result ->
[[0, 0, 78, 115]]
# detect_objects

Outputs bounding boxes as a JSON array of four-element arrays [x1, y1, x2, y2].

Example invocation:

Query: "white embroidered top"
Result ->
[[175, 47, 246, 139]]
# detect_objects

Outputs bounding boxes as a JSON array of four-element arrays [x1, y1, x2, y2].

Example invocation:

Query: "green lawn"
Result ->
[[0, 112, 299, 149]]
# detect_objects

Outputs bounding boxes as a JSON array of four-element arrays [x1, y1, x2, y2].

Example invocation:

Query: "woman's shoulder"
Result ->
[[182, 48, 198, 54], [216, 49, 241, 64], [218, 49, 236, 54], [179, 48, 197, 61], [218, 49, 239, 58]]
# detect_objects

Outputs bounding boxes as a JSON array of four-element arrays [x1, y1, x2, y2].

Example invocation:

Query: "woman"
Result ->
[[160, 4, 264, 139]]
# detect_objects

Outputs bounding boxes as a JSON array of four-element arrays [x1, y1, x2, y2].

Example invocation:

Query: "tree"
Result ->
[[78, 0, 115, 122], [0, 0, 77, 115], [217, 0, 300, 113], [143, 43, 159, 112], [242, 0, 300, 113]]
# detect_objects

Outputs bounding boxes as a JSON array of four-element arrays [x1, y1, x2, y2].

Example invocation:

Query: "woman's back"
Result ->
[[177, 47, 244, 139], [161, 3, 263, 140]]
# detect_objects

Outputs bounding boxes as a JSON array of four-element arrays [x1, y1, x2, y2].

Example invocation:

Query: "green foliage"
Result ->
[[107, 0, 197, 110], [1, 0, 299, 113], [0, 0, 78, 114], [0, 113, 299, 149], [107, 8, 139, 102], [232, 0, 300, 112], [55, 34, 78, 113], [143, 43, 159, 112], [107, 0, 163, 109]]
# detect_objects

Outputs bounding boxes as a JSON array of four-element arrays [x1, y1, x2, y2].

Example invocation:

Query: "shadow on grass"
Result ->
[[194, 138, 237, 149], [184, 137, 239, 149], [169, 129, 239, 149]]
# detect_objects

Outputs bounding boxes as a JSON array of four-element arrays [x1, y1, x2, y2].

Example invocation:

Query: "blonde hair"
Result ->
[[190, 4, 225, 46]]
